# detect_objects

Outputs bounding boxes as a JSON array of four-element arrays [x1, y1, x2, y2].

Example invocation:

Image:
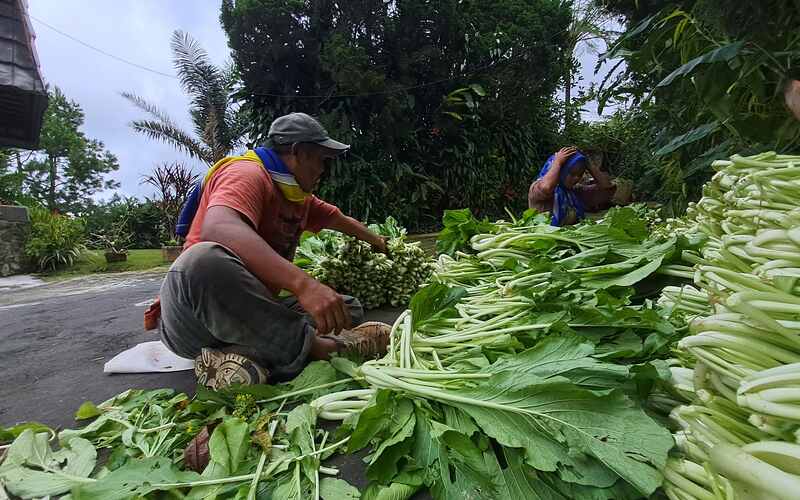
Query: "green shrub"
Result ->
[[83, 197, 163, 249], [566, 110, 663, 204], [25, 207, 87, 271]]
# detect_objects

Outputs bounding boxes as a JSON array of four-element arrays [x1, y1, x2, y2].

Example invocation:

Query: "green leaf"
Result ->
[[655, 121, 720, 156], [272, 462, 311, 500], [366, 399, 415, 482], [289, 361, 339, 392], [0, 430, 96, 498], [71, 457, 201, 499], [209, 417, 250, 474], [429, 421, 497, 496], [657, 41, 744, 88], [320, 477, 361, 499], [186, 417, 256, 500], [75, 401, 102, 421], [330, 356, 360, 377], [0, 422, 53, 445], [442, 406, 479, 437], [487, 334, 631, 393], [488, 447, 569, 500], [410, 283, 466, 330], [57, 412, 128, 448], [220, 360, 339, 401], [453, 374, 674, 496], [363, 481, 419, 500], [436, 209, 496, 256], [583, 256, 665, 289], [349, 391, 394, 452], [605, 14, 657, 59], [469, 84, 487, 96]]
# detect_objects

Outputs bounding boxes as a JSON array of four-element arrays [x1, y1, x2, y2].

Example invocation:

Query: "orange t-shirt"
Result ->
[[184, 159, 341, 262]]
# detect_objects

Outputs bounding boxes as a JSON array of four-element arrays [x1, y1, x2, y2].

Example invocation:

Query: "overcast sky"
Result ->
[[28, 1, 230, 200], [27, 1, 614, 200]]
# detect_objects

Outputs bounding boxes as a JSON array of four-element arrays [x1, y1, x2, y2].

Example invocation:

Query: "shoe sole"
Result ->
[[195, 348, 268, 390], [331, 322, 391, 360]]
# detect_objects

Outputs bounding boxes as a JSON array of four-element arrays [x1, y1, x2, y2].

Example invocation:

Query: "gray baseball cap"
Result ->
[[268, 112, 350, 153]]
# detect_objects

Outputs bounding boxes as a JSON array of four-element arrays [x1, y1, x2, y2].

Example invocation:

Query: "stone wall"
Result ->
[[0, 205, 30, 276]]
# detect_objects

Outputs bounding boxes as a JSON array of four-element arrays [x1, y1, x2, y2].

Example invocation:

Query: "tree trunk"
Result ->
[[564, 66, 572, 130], [48, 155, 57, 211]]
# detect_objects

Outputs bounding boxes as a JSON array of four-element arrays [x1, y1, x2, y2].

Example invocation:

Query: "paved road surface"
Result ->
[[1, 271, 408, 493]]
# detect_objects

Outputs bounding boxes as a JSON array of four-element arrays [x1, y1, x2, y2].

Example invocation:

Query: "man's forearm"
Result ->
[[329, 214, 383, 247]]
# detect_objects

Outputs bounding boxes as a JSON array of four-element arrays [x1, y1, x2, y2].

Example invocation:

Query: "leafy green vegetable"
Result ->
[[71, 457, 201, 499], [0, 422, 53, 445], [75, 401, 102, 420], [320, 477, 361, 500], [0, 430, 96, 498], [436, 208, 498, 256], [409, 283, 466, 330], [296, 217, 434, 309]]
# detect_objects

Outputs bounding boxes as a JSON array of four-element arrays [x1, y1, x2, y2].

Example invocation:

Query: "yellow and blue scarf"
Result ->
[[175, 147, 311, 237]]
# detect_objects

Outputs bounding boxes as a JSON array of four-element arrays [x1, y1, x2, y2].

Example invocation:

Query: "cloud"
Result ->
[[27, 0, 230, 200]]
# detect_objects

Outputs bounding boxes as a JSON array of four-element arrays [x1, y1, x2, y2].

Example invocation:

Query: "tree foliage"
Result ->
[[0, 150, 25, 205], [10, 87, 119, 213], [221, 0, 572, 229], [594, 0, 800, 210], [123, 31, 246, 165], [562, 0, 618, 129], [84, 196, 164, 249]]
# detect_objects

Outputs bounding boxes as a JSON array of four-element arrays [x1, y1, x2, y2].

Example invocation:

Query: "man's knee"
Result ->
[[175, 242, 242, 286]]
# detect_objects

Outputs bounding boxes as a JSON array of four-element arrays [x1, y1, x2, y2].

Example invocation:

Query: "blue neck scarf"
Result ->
[[253, 147, 312, 202], [537, 152, 587, 226]]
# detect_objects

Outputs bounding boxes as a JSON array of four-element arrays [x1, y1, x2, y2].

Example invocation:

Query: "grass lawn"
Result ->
[[39, 234, 440, 282], [41, 249, 169, 281]]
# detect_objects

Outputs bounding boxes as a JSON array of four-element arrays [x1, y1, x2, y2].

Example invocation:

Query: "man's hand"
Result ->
[[329, 213, 388, 254], [554, 146, 578, 166], [371, 235, 388, 254], [296, 277, 351, 335]]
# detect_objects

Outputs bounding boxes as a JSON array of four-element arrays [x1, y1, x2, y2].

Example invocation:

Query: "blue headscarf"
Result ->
[[537, 151, 588, 226]]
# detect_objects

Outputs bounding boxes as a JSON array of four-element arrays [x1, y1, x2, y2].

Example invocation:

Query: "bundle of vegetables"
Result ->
[[657, 152, 800, 500], [295, 217, 434, 309], [307, 207, 703, 499], [0, 364, 367, 499]]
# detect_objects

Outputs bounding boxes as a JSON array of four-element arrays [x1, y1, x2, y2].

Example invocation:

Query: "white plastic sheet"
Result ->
[[103, 341, 194, 374]]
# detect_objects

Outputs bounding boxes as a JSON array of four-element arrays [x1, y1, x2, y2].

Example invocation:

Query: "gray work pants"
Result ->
[[159, 242, 364, 382]]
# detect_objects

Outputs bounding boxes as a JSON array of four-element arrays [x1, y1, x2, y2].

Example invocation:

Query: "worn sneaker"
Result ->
[[325, 321, 391, 360], [194, 348, 269, 390]]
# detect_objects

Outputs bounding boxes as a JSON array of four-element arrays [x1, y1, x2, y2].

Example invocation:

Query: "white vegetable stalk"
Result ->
[[663, 152, 800, 499]]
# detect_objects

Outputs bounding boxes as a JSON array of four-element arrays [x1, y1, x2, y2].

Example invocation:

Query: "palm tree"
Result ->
[[122, 31, 246, 164], [563, 0, 619, 128]]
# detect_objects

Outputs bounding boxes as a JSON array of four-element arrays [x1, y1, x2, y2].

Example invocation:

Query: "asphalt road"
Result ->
[[0, 271, 408, 494]]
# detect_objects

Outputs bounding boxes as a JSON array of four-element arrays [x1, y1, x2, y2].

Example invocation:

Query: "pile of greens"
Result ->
[[1, 207, 706, 499], [0, 365, 364, 499], [295, 217, 434, 309], [304, 206, 697, 499], [655, 152, 800, 500]]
